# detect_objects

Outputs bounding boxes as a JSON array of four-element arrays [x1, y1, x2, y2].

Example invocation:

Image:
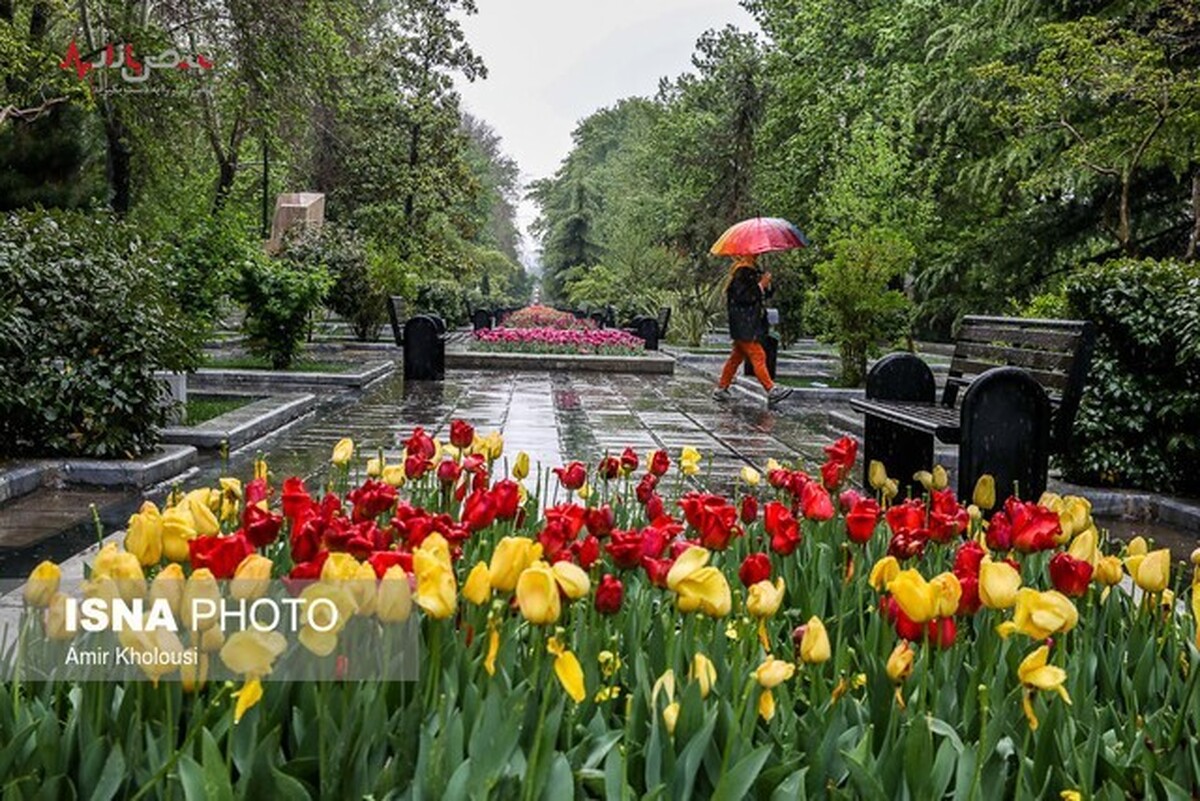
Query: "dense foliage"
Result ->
[[233, 251, 332, 370], [1062, 259, 1200, 493], [533, 1, 1200, 352], [0, 210, 201, 457]]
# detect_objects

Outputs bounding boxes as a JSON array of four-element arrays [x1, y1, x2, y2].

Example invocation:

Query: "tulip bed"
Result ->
[[5, 423, 1200, 800], [498, 305, 597, 330], [472, 326, 646, 356]]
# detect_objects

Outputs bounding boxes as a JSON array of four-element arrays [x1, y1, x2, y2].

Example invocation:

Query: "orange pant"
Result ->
[[719, 340, 774, 391]]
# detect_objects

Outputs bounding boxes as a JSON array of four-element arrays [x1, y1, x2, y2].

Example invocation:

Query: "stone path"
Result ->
[[0, 367, 845, 577]]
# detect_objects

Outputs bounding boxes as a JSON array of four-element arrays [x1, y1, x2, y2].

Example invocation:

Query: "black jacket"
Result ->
[[726, 267, 772, 342]]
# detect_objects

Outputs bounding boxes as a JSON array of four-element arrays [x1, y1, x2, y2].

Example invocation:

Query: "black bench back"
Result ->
[[946, 316, 1095, 450]]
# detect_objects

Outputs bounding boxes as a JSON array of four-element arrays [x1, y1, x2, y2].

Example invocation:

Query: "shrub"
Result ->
[[1061, 258, 1200, 493], [806, 228, 913, 386], [0, 210, 202, 457], [233, 253, 331, 370], [415, 279, 468, 327], [164, 210, 260, 325]]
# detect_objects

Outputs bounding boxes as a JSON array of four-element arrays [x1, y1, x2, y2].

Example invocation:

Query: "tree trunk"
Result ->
[[29, 2, 50, 39], [1186, 169, 1200, 262], [104, 111, 133, 215], [1118, 170, 1134, 256]]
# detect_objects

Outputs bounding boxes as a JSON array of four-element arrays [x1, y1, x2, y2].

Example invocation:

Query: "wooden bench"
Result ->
[[849, 316, 1095, 502]]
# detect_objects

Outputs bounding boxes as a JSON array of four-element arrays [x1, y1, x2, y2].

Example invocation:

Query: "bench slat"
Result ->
[[849, 398, 962, 442], [952, 341, 1075, 374], [957, 323, 1083, 351], [948, 357, 1071, 392]]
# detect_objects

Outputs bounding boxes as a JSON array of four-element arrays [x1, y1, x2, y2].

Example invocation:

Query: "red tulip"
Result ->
[[1007, 499, 1061, 553], [641, 556, 672, 588], [405, 454, 431, 480], [585, 505, 615, 538], [449, 419, 475, 449], [404, 427, 436, 461], [844, 498, 881, 544], [619, 447, 639, 474], [462, 490, 496, 532], [957, 574, 981, 615], [823, 436, 858, 471], [348, 479, 398, 522], [553, 461, 588, 490], [764, 501, 801, 556], [574, 535, 601, 569], [645, 494, 665, 523], [280, 477, 313, 521], [188, 532, 253, 579], [926, 617, 957, 649], [800, 482, 835, 521], [886, 499, 926, 536], [953, 540, 987, 577], [739, 495, 758, 524], [1049, 552, 1093, 597], [491, 479, 521, 520], [597, 456, 621, 480], [739, 552, 772, 587], [605, 530, 644, 570], [244, 478, 269, 506], [595, 574, 624, 614], [368, 550, 412, 578], [635, 474, 658, 504], [648, 450, 670, 476], [242, 503, 283, 548]]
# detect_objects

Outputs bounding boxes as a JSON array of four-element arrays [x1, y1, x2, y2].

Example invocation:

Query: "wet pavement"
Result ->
[[0, 367, 843, 577]]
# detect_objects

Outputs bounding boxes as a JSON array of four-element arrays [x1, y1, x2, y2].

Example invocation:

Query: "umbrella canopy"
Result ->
[[710, 217, 809, 257]]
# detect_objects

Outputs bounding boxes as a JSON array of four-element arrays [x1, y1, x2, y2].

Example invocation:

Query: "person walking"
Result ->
[[712, 254, 793, 404]]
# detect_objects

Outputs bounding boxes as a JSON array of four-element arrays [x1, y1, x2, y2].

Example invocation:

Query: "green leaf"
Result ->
[[671, 707, 718, 801], [87, 744, 125, 801], [711, 745, 772, 801]]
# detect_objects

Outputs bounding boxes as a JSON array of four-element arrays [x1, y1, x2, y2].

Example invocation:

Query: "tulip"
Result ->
[[44, 592, 73, 640], [1094, 555, 1123, 586], [516, 561, 561, 625], [868, 460, 888, 490], [667, 546, 731, 618], [124, 502, 163, 566], [747, 577, 785, 619], [366, 457, 384, 478], [595, 574, 624, 615], [331, 438, 355, 466], [547, 637, 586, 702], [887, 641, 914, 683], [188, 495, 220, 537], [24, 560, 61, 607], [551, 560, 591, 600], [413, 545, 457, 620], [1192, 575, 1200, 649], [869, 556, 900, 592], [740, 466, 761, 486], [931, 465, 949, 491], [914, 470, 933, 491], [220, 629, 287, 677], [463, 561, 492, 605], [233, 678, 264, 724], [381, 465, 406, 487], [161, 506, 197, 562], [690, 653, 717, 698], [230, 554, 273, 601], [972, 475, 995, 510], [377, 566, 413, 622], [253, 457, 269, 482], [663, 701, 681, 733], [997, 588, 1078, 640], [150, 563, 185, 617], [797, 616, 831, 664], [755, 655, 795, 688], [979, 559, 1022, 609], [680, 447, 702, 476], [1018, 645, 1071, 730], [118, 626, 187, 685], [888, 569, 938, 623], [298, 583, 357, 655], [929, 572, 963, 618], [476, 431, 504, 460], [350, 560, 378, 616], [651, 669, 676, 705], [489, 536, 542, 592], [1067, 527, 1098, 567], [1128, 548, 1170, 594], [1127, 536, 1148, 556], [1048, 553, 1093, 598], [512, 451, 530, 480]]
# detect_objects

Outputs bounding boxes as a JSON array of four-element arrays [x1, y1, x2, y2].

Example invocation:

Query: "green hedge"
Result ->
[[1062, 258, 1200, 494], [0, 210, 202, 457]]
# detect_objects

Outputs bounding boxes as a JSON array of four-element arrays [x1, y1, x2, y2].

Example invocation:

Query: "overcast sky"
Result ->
[[454, 0, 757, 267]]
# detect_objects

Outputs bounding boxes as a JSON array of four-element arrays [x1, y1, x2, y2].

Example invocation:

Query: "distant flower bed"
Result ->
[[499, 305, 597, 330], [473, 326, 645, 356]]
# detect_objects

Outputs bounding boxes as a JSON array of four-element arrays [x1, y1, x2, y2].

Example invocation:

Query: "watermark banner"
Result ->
[[0, 577, 419, 683]]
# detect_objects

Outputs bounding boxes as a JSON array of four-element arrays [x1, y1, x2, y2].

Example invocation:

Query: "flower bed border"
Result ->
[[160, 393, 318, 451], [190, 360, 394, 394], [447, 348, 675, 375]]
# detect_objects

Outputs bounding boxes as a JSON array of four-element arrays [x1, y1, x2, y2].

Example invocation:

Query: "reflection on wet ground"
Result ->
[[0, 368, 838, 577]]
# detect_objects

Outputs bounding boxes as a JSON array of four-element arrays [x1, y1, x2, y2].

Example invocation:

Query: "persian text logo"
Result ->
[[59, 39, 214, 84]]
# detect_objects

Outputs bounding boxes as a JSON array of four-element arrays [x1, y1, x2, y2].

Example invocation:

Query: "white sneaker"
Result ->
[[767, 385, 794, 404], [712, 386, 732, 400]]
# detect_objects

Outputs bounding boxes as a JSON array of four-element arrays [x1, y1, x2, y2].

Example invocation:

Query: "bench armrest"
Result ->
[[866, 353, 936, 404]]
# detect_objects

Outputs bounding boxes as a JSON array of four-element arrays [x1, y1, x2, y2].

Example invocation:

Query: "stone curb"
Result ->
[[447, 350, 676, 375], [190, 360, 394, 393], [0, 445, 199, 490], [160, 393, 318, 450], [0, 466, 45, 505]]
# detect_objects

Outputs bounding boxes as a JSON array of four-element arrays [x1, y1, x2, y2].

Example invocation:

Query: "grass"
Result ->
[[202, 355, 354, 373], [185, 395, 258, 426]]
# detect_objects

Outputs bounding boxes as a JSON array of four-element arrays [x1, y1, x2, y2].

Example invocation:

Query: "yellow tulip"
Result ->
[[1061, 792, 1082, 801], [667, 547, 731, 618], [754, 655, 795, 688], [233, 677, 263, 724], [765, 458, 782, 473], [868, 556, 900, 592], [331, 437, 355, 466], [413, 547, 457, 620], [199, 625, 225, 653], [377, 566, 413, 623], [886, 641, 914, 683], [1128, 548, 1170, 594], [747, 577, 785, 619], [44, 592, 74, 640], [150, 563, 185, 617], [868, 460, 888, 490], [489, 536, 542, 592], [477, 431, 504, 460], [551, 561, 591, 600], [690, 653, 717, 698], [888, 569, 938, 623], [483, 623, 500, 676], [182, 568, 222, 631], [187, 495, 220, 537], [1191, 575, 1199, 649], [547, 637, 586, 702], [124, 502, 163, 566], [798, 616, 831, 664], [979, 559, 1022, 609], [110, 552, 146, 600], [381, 464, 406, 487], [577, 483, 593, 500], [931, 465, 949, 491], [680, 447, 702, 476], [973, 474, 996, 511], [882, 478, 899, 501], [220, 629, 287, 677], [117, 625, 187, 685], [230, 554, 273, 601], [663, 701, 681, 733], [253, 457, 269, 481], [758, 689, 776, 721], [1127, 536, 1148, 556], [598, 650, 622, 679], [160, 506, 197, 562], [24, 560, 61, 607], [92, 542, 120, 578], [1017, 645, 1071, 730], [218, 478, 242, 525], [516, 561, 561, 625], [512, 451, 530, 480], [321, 552, 362, 583], [463, 561, 493, 605], [1067, 528, 1097, 567], [740, 466, 761, 486], [1059, 496, 1092, 541], [929, 572, 963, 618], [1094, 555, 1123, 586], [349, 561, 378, 616], [366, 457, 384, 477], [298, 583, 356, 656], [997, 588, 1078, 640], [914, 470, 933, 491], [651, 669, 676, 705]]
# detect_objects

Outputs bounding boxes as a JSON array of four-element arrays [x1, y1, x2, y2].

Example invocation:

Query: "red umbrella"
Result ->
[[710, 217, 809, 257]]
